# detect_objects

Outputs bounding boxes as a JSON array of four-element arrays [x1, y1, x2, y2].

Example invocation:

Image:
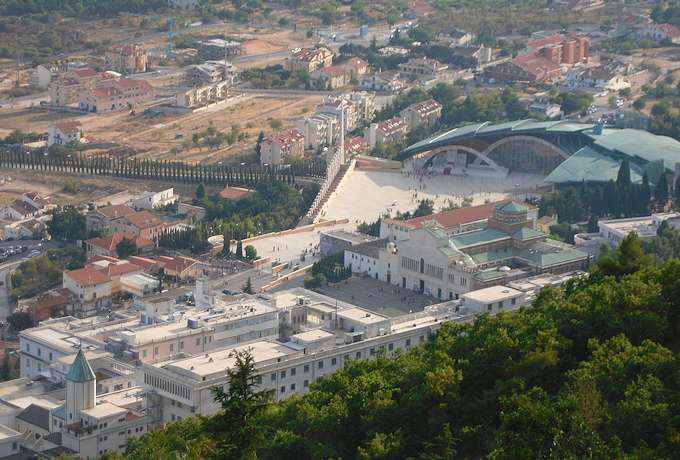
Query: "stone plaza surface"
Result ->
[[319, 169, 545, 224]]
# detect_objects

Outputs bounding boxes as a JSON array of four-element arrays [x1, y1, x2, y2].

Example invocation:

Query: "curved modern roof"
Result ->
[[403, 119, 680, 180], [402, 119, 594, 156]]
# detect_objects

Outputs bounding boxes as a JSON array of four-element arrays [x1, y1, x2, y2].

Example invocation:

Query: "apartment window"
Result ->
[[37, 348, 41, 357], [331, 357, 337, 366], [370, 348, 376, 356], [303, 364, 309, 373], [290, 383, 296, 391], [406, 339, 411, 347], [303, 380, 309, 388], [49, 352, 52, 361], [290, 367, 296, 376], [170, 344, 174, 352], [154, 347, 159, 355], [499, 301, 504, 309], [355, 351, 361, 359], [280, 370, 286, 379], [511, 298, 516, 305], [388, 343, 394, 351], [196, 338, 200, 346], [280, 386, 286, 394], [180, 341, 184, 349], [270, 373, 276, 382], [487, 304, 492, 311], [419, 335, 425, 343], [318, 360, 324, 369]]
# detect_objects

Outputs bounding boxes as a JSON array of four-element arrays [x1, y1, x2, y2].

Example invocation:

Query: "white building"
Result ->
[[31, 65, 55, 89], [460, 285, 525, 314], [399, 99, 442, 131], [296, 113, 338, 150], [132, 188, 178, 210], [48, 121, 83, 148]]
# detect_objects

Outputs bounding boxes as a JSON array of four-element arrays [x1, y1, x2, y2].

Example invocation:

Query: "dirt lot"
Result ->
[[0, 107, 85, 133], [0, 170, 213, 207]]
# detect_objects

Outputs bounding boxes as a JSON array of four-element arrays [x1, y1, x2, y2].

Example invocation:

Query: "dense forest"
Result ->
[[0, 0, 167, 16], [91, 233, 680, 460]]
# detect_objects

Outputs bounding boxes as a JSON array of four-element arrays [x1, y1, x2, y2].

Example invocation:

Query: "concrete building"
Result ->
[[176, 80, 229, 108], [86, 204, 136, 235], [564, 65, 631, 92], [399, 99, 442, 131], [360, 71, 407, 93], [317, 96, 358, 132], [398, 58, 448, 82], [108, 210, 168, 241], [186, 60, 237, 86], [105, 44, 148, 74], [319, 230, 378, 256], [286, 47, 333, 73], [484, 54, 561, 83], [48, 68, 113, 106], [48, 121, 83, 147], [31, 65, 56, 89], [437, 29, 475, 46], [196, 39, 242, 60], [85, 232, 154, 259], [636, 23, 680, 45], [259, 129, 305, 166], [63, 267, 113, 318], [461, 285, 525, 314], [132, 188, 178, 210], [296, 113, 338, 150], [347, 201, 589, 300], [79, 78, 153, 113], [365, 117, 409, 149]]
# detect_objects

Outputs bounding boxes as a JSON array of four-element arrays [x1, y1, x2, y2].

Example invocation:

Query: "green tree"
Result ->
[[597, 232, 652, 278], [244, 245, 257, 261], [255, 130, 265, 161], [115, 237, 137, 259], [6, 312, 32, 332], [196, 183, 206, 200], [654, 173, 669, 208], [243, 277, 254, 294], [209, 348, 272, 459], [47, 206, 86, 241]]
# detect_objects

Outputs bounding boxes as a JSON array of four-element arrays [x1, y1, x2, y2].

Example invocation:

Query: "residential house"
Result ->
[[343, 57, 370, 79], [450, 45, 493, 68], [564, 65, 631, 91], [398, 58, 448, 82], [484, 54, 561, 83], [525, 34, 590, 65], [17, 288, 71, 324], [259, 129, 305, 166], [286, 47, 333, 73], [105, 44, 148, 74], [0, 218, 47, 241], [62, 266, 113, 317], [437, 29, 475, 46], [344, 136, 369, 156], [186, 60, 237, 86], [399, 99, 442, 131], [529, 98, 562, 119], [317, 96, 358, 132], [0, 192, 50, 221], [360, 71, 408, 93], [156, 255, 203, 279], [86, 204, 136, 234], [47, 121, 83, 147], [365, 117, 409, 148], [310, 65, 350, 90], [636, 23, 680, 44], [48, 67, 112, 106], [85, 232, 155, 258], [109, 210, 167, 241], [176, 81, 229, 108], [132, 188, 178, 210], [79, 78, 153, 113]]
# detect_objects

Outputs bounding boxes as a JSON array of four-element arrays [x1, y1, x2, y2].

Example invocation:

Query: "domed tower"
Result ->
[[65, 348, 96, 423], [487, 201, 531, 234]]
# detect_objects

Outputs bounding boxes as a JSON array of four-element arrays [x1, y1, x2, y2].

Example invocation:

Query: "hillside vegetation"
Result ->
[[92, 233, 680, 460]]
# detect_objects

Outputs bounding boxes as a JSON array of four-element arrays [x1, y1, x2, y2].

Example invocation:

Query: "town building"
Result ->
[[460, 285, 525, 314], [63, 266, 114, 318], [636, 23, 680, 44], [169, 0, 198, 8], [564, 65, 631, 92], [108, 210, 169, 241], [79, 78, 153, 113], [296, 113, 338, 150], [319, 230, 379, 256], [317, 96, 359, 132], [176, 80, 229, 108], [48, 67, 114, 107], [132, 188, 178, 210], [344, 136, 369, 157], [259, 129, 305, 166], [484, 54, 561, 83], [85, 232, 155, 259], [398, 58, 448, 82], [310, 65, 350, 90], [528, 98, 562, 119], [437, 29, 475, 46], [399, 99, 442, 131], [86, 204, 136, 235], [0, 192, 50, 221], [48, 121, 83, 147], [449, 45, 493, 68], [524, 34, 590, 65], [105, 44, 149, 74], [31, 64, 56, 89], [185, 60, 237, 86], [286, 47, 333, 73], [346, 201, 589, 299], [360, 71, 407, 93], [365, 117, 409, 149], [196, 39, 242, 60]]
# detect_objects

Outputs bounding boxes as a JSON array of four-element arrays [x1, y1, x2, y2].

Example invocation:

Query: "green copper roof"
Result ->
[[450, 228, 509, 249], [512, 227, 546, 241], [67, 348, 95, 383], [587, 128, 680, 171], [544, 145, 645, 185], [497, 201, 528, 213]]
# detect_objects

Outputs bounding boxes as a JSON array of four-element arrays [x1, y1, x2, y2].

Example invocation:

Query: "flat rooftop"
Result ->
[[81, 402, 127, 419], [157, 341, 302, 379], [599, 216, 658, 237], [462, 285, 523, 303], [337, 307, 389, 325], [291, 329, 335, 343], [0, 424, 20, 440]]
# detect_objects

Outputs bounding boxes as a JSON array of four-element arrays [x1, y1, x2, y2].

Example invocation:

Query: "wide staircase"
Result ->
[[306, 163, 352, 223]]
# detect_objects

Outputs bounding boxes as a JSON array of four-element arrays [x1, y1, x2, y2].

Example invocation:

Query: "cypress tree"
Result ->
[[655, 173, 669, 209]]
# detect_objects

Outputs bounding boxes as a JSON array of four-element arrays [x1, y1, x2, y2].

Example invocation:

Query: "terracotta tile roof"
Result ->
[[65, 266, 110, 286], [377, 117, 408, 135], [157, 255, 200, 274], [658, 23, 680, 38], [53, 121, 82, 135], [123, 211, 161, 229], [127, 256, 160, 270], [93, 86, 122, 98], [269, 129, 304, 147], [527, 34, 564, 49], [73, 68, 98, 78], [94, 260, 143, 277], [320, 65, 349, 77], [219, 186, 254, 201], [344, 136, 368, 155], [292, 47, 331, 62], [404, 99, 442, 116], [345, 57, 368, 69], [384, 200, 526, 229], [511, 54, 561, 77], [95, 204, 135, 220], [87, 231, 153, 252]]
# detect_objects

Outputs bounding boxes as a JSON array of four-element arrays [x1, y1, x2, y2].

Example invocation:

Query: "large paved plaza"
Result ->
[[319, 169, 545, 223]]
